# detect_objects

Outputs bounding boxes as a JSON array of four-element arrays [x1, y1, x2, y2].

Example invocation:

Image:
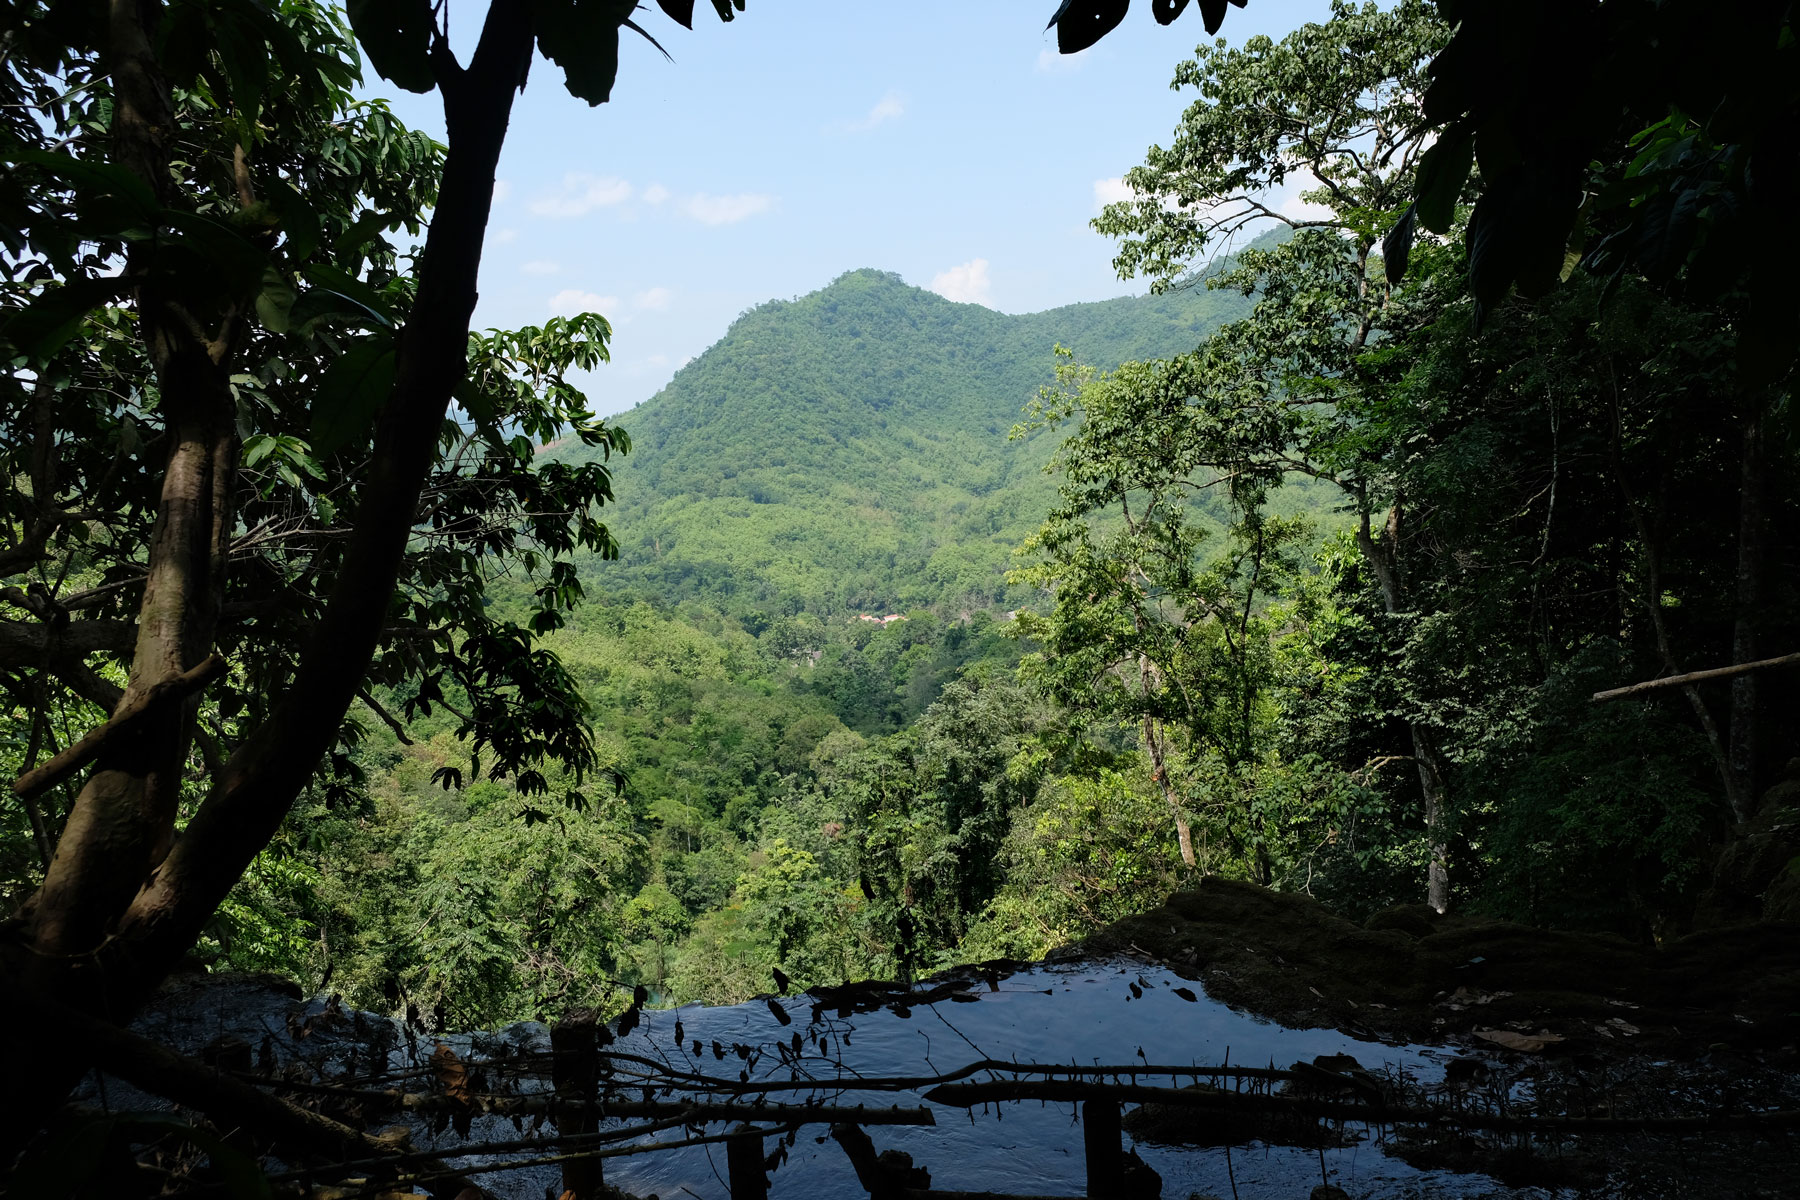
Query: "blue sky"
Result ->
[[378, 1, 1335, 417]]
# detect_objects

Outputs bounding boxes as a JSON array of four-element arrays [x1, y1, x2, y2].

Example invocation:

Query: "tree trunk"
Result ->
[[1143, 713, 1197, 868], [1355, 499, 1452, 911], [1137, 653, 1196, 868], [1411, 725, 1451, 913], [25, 0, 241, 981], [1728, 411, 1763, 819], [1, 0, 540, 1143]]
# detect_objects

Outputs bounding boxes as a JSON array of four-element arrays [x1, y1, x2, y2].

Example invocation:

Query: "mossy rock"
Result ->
[[1761, 856, 1800, 923]]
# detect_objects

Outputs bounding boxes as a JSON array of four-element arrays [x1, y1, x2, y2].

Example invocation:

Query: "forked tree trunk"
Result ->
[[2, 0, 540, 1143]]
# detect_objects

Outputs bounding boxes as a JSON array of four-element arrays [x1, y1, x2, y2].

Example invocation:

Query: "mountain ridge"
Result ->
[[567, 267, 1254, 613]]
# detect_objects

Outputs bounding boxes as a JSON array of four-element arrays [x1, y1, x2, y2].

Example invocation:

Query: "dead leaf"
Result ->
[[431, 1042, 474, 1106], [1473, 1028, 1565, 1053]]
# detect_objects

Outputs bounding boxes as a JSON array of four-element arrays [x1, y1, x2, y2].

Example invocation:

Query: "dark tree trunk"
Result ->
[[1, 0, 540, 1145], [1355, 499, 1452, 912], [1728, 410, 1764, 819]]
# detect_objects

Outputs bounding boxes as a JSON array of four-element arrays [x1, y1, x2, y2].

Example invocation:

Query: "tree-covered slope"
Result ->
[[570, 268, 1252, 612]]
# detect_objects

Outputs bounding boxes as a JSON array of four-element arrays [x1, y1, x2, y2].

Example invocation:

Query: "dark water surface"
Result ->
[[107, 962, 1594, 1198], [513, 960, 1533, 1200]]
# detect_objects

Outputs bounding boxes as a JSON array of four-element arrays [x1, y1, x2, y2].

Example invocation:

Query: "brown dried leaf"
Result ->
[[431, 1042, 474, 1106]]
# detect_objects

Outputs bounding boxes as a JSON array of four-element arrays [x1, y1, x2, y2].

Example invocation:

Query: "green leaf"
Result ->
[[297, 264, 397, 327], [159, 210, 269, 293], [243, 435, 278, 467], [263, 177, 322, 259], [1414, 121, 1473, 234], [533, 0, 635, 106], [15, 148, 160, 218], [1382, 202, 1416, 285], [255, 268, 298, 333], [347, 0, 437, 93], [0, 276, 127, 360], [209, 7, 271, 126], [311, 335, 397, 454], [454, 376, 501, 429]]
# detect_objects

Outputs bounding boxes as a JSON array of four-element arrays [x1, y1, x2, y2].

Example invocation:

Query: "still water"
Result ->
[[452, 959, 1537, 1200]]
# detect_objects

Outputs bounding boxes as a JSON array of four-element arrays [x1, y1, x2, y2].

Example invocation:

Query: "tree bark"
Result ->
[[1137, 654, 1196, 868], [2, 0, 540, 1146], [1728, 410, 1764, 814], [1143, 713, 1197, 868], [1354, 499, 1451, 911], [25, 0, 241, 974]]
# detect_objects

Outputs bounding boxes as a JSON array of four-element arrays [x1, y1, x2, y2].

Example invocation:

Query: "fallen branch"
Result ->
[[49, 1001, 484, 1199], [925, 1078, 1800, 1134], [238, 1074, 936, 1125], [1592, 651, 1800, 703], [12, 653, 228, 800]]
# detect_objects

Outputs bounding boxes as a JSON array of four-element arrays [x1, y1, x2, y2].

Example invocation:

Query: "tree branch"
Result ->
[[1592, 652, 1800, 703], [12, 653, 225, 802]]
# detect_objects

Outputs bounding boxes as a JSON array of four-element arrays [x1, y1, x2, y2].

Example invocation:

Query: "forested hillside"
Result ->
[[569, 268, 1254, 612], [6, 6, 1799, 1172]]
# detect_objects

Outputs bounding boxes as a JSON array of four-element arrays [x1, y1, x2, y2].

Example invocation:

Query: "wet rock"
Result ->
[[1081, 875, 1800, 1054], [1364, 904, 1440, 939]]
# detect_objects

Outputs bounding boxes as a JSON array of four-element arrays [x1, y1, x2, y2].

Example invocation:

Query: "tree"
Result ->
[[1052, 0, 1800, 384], [1083, 0, 1463, 909], [1012, 354, 1314, 881], [1, 0, 742, 1143]]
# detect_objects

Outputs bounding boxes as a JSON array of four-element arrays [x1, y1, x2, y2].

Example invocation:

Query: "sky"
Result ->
[[375, 1, 1337, 417]]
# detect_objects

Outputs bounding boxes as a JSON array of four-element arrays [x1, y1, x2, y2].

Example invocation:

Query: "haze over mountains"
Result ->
[[569, 267, 1252, 613]]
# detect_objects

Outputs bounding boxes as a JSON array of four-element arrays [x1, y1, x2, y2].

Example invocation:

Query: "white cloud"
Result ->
[[930, 258, 993, 306], [1274, 169, 1333, 222], [683, 192, 774, 225], [521, 260, 562, 276], [531, 173, 633, 217], [493, 180, 512, 204], [633, 286, 674, 310], [1093, 176, 1134, 211], [549, 289, 620, 317], [833, 90, 906, 133], [495, 228, 518, 244], [642, 183, 670, 206]]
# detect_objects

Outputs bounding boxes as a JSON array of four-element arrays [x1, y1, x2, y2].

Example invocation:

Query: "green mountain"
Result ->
[[570, 268, 1251, 613]]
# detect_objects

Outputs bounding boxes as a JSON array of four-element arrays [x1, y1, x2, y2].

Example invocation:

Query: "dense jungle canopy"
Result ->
[[1, 0, 1797, 1187]]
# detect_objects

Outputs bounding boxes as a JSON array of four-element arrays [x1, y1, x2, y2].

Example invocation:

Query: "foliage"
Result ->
[[561, 268, 1254, 615], [0, 1, 630, 906]]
